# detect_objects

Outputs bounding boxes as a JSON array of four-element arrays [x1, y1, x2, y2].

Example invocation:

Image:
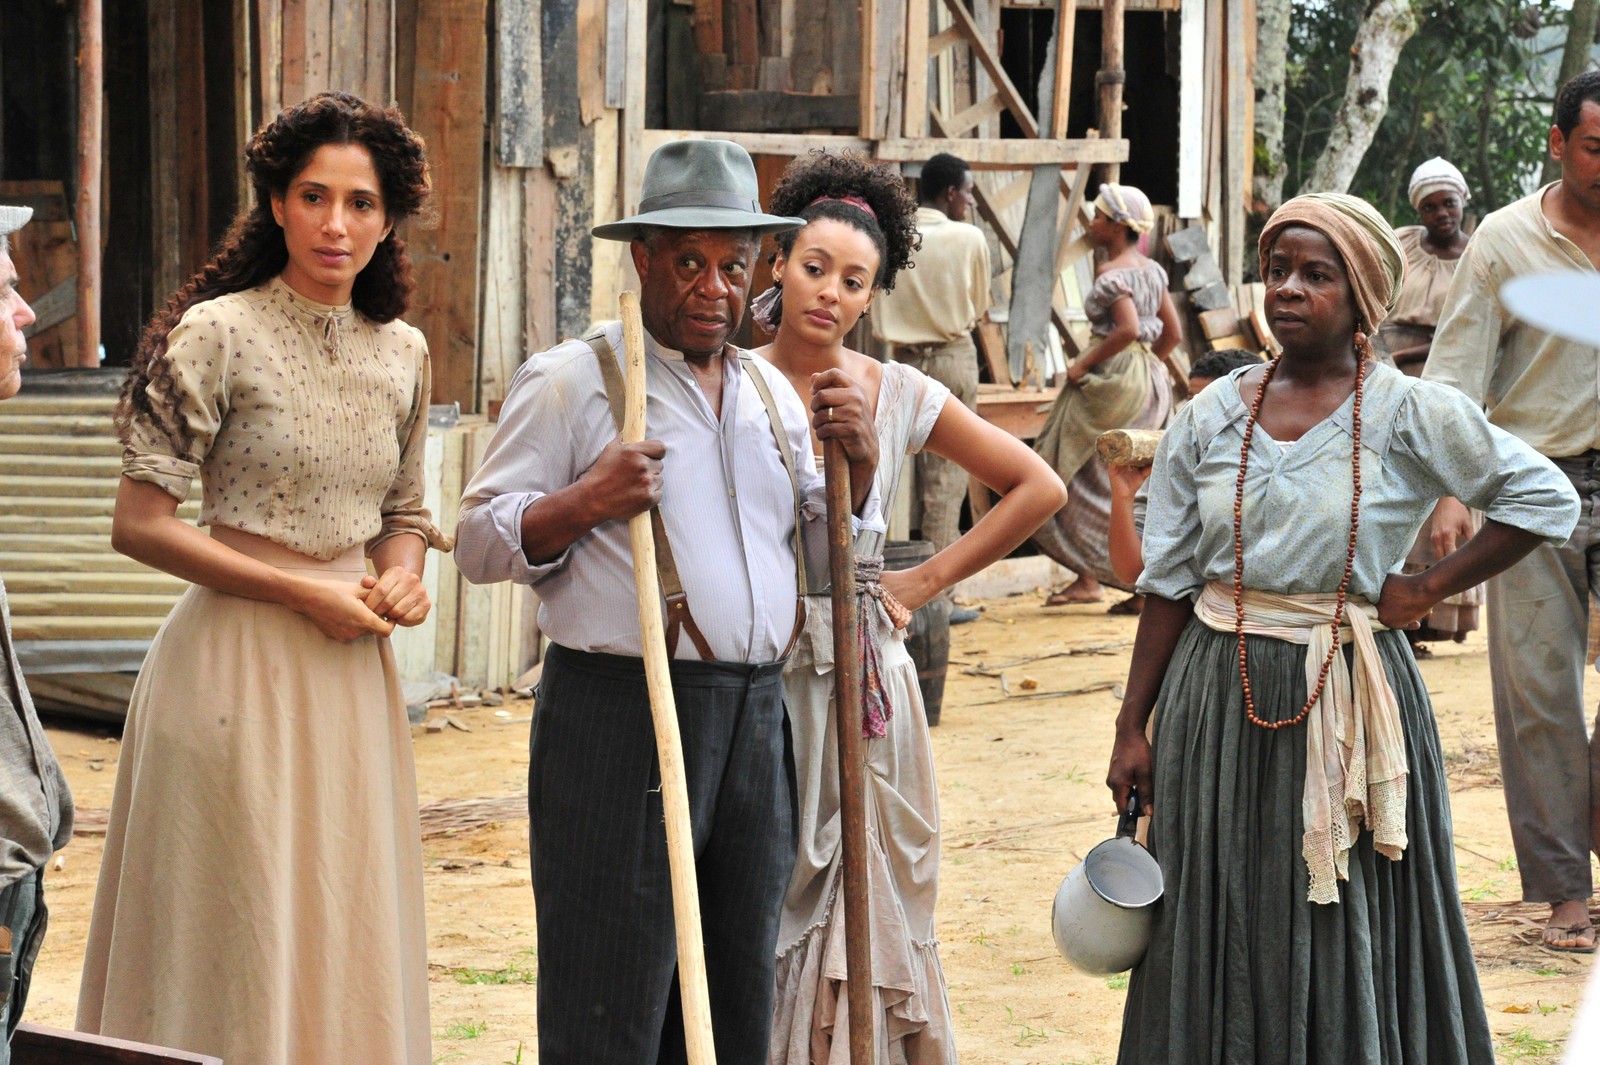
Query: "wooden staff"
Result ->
[[823, 438, 875, 1060], [619, 292, 716, 1065]]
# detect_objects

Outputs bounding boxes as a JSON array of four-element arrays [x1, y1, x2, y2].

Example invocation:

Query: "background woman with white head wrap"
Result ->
[[1374, 156, 1471, 373], [1375, 157, 1482, 651]]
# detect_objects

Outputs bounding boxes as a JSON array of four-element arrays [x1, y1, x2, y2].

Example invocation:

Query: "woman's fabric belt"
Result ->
[[1193, 581, 1408, 905]]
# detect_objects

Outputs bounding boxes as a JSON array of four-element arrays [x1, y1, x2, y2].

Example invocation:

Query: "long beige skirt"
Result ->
[[76, 535, 430, 1065]]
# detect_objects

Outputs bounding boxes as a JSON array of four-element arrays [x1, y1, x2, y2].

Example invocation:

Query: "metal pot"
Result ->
[[1052, 791, 1164, 976]]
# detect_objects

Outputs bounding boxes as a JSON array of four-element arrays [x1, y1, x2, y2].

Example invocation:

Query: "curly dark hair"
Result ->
[[770, 150, 919, 279], [116, 92, 431, 457]]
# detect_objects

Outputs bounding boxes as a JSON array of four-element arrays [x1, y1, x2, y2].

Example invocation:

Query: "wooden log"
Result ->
[[1096, 428, 1163, 468], [823, 438, 874, 1063], [619, 292, 718, 1065], [75, 0, 103, 368]]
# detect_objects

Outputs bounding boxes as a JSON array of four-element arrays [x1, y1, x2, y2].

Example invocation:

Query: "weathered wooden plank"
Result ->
[[1049, 0, 1077, 139], [523, 166, 559, 355], [478, 165, 525, 407], [692, 0, 722, 54], [604, 0, 627, 108], [698, 90, 859, 132], [877, 136, 1126, 165], [364, 0, 393, 103], [408, 0, 488, 411], [281, 0, 308, 104], [330, 0, 364, 93], [148, 0, 182, 304], [546, 0, 596, 340], [234, 0, 254, 207], [256, 0, 284, 120], [620, 0, 647, 218], [22, 277, 75, 336], [496, 0, 544, 166], [858, 0, 876, 129], [303, 0, 333, 95], [176, 0, 210, 275], [903, 0, 930, 137], [577, 0, 605, 123], [1176, 0, 1202, 217], [729, 0, 760, 89]]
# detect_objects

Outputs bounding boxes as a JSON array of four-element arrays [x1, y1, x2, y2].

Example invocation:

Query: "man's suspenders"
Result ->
[[584, 333, 807, 660]]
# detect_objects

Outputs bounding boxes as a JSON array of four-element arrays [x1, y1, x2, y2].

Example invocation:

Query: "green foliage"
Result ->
[[1283, 0, 1565, 225], [448, 948, 538, 985]]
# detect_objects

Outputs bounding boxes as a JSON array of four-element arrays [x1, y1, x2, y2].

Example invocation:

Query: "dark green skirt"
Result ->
[[1117, 619, 1494, 1065]]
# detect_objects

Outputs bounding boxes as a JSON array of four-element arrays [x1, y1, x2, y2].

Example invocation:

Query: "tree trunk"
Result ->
[[1541, 0, 1600, 186], [1298, 0, 1421, 195], [1252, 0, 1292, 211]]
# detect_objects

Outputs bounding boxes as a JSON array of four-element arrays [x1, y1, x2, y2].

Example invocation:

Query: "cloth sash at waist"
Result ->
[[1193, 581, 1408, 905]]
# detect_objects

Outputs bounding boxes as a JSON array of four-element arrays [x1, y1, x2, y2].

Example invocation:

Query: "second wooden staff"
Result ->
[[619, 292, 717, 1065], [823, 438, 875, 1060]]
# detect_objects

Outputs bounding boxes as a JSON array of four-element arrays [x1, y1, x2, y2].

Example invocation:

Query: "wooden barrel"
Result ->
[[884, 540, 951, 727]]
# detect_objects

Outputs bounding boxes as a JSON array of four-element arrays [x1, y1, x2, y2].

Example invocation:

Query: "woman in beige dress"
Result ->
[[1375, 157, 1479, 648], [752, 153, 1066, 1063], [77, 93, 447, 1065]]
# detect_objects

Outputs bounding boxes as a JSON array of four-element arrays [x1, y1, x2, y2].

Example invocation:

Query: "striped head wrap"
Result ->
[[1407, 157, 1469, 212], [1093, 184, 1155, 235]]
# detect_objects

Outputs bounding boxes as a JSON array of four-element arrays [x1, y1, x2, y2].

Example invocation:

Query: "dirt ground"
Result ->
[[19, 591, 1598, 1064]]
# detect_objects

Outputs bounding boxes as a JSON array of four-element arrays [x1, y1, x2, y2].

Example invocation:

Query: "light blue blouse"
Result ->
[[1137, 362, 1580, 602]]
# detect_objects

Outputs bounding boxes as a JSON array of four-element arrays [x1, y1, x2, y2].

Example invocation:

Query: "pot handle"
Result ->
[[1117, 788, 1141, 840]]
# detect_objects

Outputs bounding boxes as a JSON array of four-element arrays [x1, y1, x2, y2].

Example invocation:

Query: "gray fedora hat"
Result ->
[[0, 205, 33, 238], [592, 139, 803, 242]]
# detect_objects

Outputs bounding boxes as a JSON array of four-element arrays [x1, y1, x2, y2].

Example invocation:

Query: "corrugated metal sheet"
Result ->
[[0, 387, 189, 710]]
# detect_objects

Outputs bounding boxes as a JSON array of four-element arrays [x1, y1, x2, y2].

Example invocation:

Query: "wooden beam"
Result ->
[[729, 0, 760, 88], [641, 128, 1126, 167], [1049, 0, 1077, 139], [939, 0, 1037, 137], [577, 0, 604, 123], [148, 0, 181, 304], [944, 92, 1006, 137], [903, 0, 930, 137], [876, 136, 1126, 165], [859, 0, 876, 136], [929, 25, 963, 57], [75, 0, 102, 368], [1098, 0, 1125, 183]]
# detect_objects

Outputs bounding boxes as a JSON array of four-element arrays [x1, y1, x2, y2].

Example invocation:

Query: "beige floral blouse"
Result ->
[[123, 277, 448, 561]]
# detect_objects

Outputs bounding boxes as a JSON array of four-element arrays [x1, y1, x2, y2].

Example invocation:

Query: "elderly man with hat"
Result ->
[[0, 205, 74, 1060], [455, 140, 880, 1062]]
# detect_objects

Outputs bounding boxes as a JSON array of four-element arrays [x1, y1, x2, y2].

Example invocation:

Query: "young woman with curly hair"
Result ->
[[754, 153, 1066, 1063], [77, 93, 449, 1065]]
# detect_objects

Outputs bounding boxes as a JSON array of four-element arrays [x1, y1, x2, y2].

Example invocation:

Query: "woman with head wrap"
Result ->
[[1032, 183, 1184, 610], [1379, 158, 1483, 652], [1375, 157, 1471, 373], [1101, 193, 1579, 1063]]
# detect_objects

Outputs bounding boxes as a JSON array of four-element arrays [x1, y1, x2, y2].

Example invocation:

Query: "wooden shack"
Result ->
[[0, 0, 1256, 705]]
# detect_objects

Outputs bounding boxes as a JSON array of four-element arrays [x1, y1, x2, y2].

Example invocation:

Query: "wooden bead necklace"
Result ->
[[1232, 338, 1369, 730]]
